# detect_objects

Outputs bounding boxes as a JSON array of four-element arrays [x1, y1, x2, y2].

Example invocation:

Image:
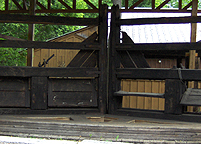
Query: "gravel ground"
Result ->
[[0, 136, 130, 144]]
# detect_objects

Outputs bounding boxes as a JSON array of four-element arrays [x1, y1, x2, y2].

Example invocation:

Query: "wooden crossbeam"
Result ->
[[0, 14, 99, 25], [116, 68, 201, 81], [117, 16, 201, 25], [36, 0, 46, 10], [129, 0, 144, 9], [156, 0, 171, 10], [83, 0, 98, 9], [0, 66, 99, 77], [58, 0, 72, 9], [0, 40, 101, 50], [116, 42, 201, 51]]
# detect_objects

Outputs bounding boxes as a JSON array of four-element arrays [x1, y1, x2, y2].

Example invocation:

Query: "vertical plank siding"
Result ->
[[122, 59, 177, 111], [33, 26, 98, 68]]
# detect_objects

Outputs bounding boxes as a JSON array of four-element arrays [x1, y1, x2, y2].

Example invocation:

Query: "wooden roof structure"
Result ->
[[0, 0, 201, 14]]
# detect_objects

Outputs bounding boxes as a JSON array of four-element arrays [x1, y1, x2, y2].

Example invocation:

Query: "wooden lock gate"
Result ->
[[1, 4, 201, 122]]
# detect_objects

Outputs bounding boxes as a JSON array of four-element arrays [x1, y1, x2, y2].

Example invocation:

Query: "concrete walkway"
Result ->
[[0, 136, 130, 144]]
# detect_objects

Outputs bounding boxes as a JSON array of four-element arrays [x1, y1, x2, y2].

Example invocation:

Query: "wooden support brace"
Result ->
[[58, 0, 72, 9], [83, 0, 98, 10], [36, 0, 47, 10], [129, 0, 144, 9], [164, 79, 186, 115], [12, 0, 23, 10], [156, 0, 171, 10]]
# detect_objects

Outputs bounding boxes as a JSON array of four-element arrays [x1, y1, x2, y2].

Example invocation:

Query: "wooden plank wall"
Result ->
[[122, 59, 180, 111], [33, 26, 98, 67]]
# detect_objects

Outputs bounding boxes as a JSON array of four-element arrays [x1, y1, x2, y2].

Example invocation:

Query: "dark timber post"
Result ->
[[108, 5, 121, 114], [27, 0, 35, 66], [98, 4, 108, 114], [164, 79, 186, 115], [31, 77, 48, 110]]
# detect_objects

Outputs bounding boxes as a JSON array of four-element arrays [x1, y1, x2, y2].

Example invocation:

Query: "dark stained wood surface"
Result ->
[[0, 66, 99, 77], [117, 16, 201, 25], [0, 14, 99, 25], [0, 40, 100, 50], [0, 77, 30, 107], [31, 77, 48, 110], [48, 79, 97, 107], [116, 42, 201, 51], [116, 68, 201, 81]]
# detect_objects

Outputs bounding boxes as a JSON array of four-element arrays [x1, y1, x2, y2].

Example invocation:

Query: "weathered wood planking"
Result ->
[[48, 79, 97, 107], [1, 118, 201, 142], [0, 14, 99, 25], [0, 40, 100, 50], [0, 66, 99, 77], [0, 77, 30, 107]]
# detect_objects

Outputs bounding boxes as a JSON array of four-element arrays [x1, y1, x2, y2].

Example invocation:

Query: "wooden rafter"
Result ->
[[0, 0, 200, 14], [36, 0, 46, 10], [73, 0, 76, 9], [58, 0, 72, 9], [183, 1, 192, 10], [129, 0, 144, 9], [48, 0, 51, 9], [23, 0, 27, 10], [83, 0, 98, 9], [156, 0, 171, 10], [152, 0, 155, 9], [179, 0, 182, 10], [12, 0, 23, 10], [5, 0, 8, 10]]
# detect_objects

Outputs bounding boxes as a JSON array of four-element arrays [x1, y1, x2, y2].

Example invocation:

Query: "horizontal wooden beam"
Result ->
[[116, 68, 201, 81], [0, 66, 99, 77], [114, 90, 165, 98], [0, 40, 100, 50], [117, 16, 201, 25], [0, 14, 99, 25], [116, 42, 201, 51], [1, 9, 201, 14]]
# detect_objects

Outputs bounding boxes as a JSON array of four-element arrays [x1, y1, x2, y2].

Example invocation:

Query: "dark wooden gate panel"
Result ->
[[48, 79, 97, 107], [0, 77, 30, 107]]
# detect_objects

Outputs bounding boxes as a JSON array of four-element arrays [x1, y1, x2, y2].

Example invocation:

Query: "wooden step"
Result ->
[[114, 90, 164, 98], [180, 88, 201, 106]]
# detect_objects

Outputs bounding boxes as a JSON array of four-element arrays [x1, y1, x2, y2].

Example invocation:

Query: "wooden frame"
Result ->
[[0, 4, 108, 114], [108, 4, 201, 120]]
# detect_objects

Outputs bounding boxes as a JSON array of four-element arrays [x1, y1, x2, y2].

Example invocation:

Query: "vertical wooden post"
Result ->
[[108, 5, 121, 114], [31, 77, 48, 110], [188, 0, 198, 112], [27, 0, 36, 66], [165, 79, 186, 115], [152, 0, 155, 9], [98, 4, 108, 114]]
